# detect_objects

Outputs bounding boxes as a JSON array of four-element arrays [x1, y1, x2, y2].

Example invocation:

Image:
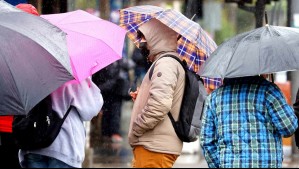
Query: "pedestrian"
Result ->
[[19, 77, 104, 168], [200, 75, 298, 168], [128, 18, 185, 168], [292, 88, 299, 148], [92, 59, 132, 143], [0, 116, 21, 168], [0, 4, 41, 168]]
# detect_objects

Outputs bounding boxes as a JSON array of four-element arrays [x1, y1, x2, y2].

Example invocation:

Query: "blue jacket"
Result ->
[[200, 76, 298, 168]]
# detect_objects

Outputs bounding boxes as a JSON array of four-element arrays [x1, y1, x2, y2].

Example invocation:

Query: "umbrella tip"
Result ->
[[190, 14, 197, 21], [265, 11, 268, 25]]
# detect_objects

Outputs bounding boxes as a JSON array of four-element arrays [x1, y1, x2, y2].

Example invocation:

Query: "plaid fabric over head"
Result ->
[[119, 5, 222, 89]]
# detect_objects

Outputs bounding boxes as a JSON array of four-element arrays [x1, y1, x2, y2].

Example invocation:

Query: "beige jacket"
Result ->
[[128, 19, 185, 155]]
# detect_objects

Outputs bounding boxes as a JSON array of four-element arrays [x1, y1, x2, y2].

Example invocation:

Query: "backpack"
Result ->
[[12, 95, 73, 150], [149, 55, 208, 142]]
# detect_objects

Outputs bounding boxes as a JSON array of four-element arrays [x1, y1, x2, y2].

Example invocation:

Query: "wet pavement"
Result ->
[[86, 101, 208, 168], [86, 101, 299, 168]]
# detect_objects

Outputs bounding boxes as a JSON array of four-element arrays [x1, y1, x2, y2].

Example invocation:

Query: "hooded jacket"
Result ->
[[19, 78, 103, 168], [128, 19, 185, 155]]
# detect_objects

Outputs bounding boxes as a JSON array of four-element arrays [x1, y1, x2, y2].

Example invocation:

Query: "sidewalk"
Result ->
[[85, 101, 299, 168]]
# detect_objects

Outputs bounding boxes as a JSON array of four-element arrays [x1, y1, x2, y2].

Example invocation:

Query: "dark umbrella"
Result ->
[[198, 24, 299, 79], [0, 0, 74, 115]]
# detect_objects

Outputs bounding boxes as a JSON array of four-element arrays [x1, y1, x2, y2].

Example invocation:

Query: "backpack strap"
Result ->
[[148, 62, 156, 81], [149, 55, 186, 80], [54, 106, 74, 133], [148, 55, 187, 125], [61, 106, 74, 122]]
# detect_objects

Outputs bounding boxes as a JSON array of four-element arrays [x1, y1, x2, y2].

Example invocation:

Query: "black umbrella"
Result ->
[[0, 1, 74, 115]]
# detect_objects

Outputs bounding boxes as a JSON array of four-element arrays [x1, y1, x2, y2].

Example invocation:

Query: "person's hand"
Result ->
[[130, 87, 139, 102], [205, 87, 213, 94]]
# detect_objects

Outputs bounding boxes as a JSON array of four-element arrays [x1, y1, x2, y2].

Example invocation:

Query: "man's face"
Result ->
[[137, 30, 151, 62]]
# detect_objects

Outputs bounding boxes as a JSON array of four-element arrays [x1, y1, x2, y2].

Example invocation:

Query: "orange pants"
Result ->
[[132, 146, 179, 168]]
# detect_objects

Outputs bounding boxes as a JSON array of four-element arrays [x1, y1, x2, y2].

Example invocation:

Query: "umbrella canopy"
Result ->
[[41, 10, 126, 82], [0, 0, 74, 115], [119, 5, 221, 89], [198, 25, 299, 79]]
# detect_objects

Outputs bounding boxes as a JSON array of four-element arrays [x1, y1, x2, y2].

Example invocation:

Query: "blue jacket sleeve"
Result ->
[[200, 95, 220, 168], [267, 85, 298, 137]]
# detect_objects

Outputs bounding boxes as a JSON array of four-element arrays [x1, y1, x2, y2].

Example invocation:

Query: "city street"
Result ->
[[86, 101, 299, 168]]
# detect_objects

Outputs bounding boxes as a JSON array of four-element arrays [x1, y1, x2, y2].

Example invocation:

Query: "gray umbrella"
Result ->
[[0, 1, 74, 115], [198, 25, 299, 79]]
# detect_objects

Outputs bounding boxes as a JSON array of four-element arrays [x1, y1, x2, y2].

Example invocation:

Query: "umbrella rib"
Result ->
[[258, 28, 266, 75], [275, 33, 297, 71], [266, 27, 299, 73], [155, 10, 198, 43], [223, 32, 254, 77], [43, 12, 75, 24], [61, 28, 112, 43], [55, 20, 105, 25], [127, 19, 151, 33], [1, 50, 25, 111], [51, 10, 100, 25], [62, 28, 121, 56], [1, 19, 67, 66]]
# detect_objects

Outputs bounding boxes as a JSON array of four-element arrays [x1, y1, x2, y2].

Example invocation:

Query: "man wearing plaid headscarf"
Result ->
[[128, 18, 185, 168]]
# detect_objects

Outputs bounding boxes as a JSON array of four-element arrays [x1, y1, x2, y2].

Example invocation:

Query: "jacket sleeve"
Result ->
[[293, 89, 299, 147], [200, 95, 220, 168], [132, 58, 180, 137], [70, 77, 104, 121], [267, 85, 298, 137]]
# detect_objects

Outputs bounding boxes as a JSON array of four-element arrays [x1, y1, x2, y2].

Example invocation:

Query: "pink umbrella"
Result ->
[[41, 10, 126, 82]]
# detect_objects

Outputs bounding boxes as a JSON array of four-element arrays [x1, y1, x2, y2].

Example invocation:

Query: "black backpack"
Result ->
[[12, 95, 73, 150], [149, 55, 207, 142]]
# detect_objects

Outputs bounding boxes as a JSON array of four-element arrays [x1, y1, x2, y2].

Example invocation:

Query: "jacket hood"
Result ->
[[138, 18, 178, 60]]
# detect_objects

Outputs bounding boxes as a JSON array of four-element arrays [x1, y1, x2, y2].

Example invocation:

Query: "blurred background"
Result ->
[[4, 0, 299, 168]]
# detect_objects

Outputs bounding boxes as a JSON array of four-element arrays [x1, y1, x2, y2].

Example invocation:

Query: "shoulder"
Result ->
[[155, 56, 183, 70]]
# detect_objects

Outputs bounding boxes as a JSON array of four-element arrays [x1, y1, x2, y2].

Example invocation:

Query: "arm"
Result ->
[[293, 89, 299, 147], [132, 58, 180, 136], [70, 78, 104, 121], [267, 85, 298, 137], [200, 95, 220, 168]]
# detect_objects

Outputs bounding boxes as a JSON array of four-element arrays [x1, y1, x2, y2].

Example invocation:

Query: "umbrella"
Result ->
[[41, 10, 127, 82], [198, 25, 299, 79], [119, 5, 221, 89], [0, 0, 74, 115]]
